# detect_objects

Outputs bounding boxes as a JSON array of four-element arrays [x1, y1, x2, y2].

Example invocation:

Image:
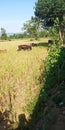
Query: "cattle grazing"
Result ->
[[0, 49, 7, 53], [48, 40, 53, 44], [31, 43, 37, 47], [17, 44, 32, 51]]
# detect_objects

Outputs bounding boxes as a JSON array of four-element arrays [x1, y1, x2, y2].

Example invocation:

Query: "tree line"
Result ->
[[0, 23, 49, 41]]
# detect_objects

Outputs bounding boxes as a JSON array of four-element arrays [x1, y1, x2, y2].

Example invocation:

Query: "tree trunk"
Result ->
[[59, 19, 65, 45], [59, 29, 63, 45]]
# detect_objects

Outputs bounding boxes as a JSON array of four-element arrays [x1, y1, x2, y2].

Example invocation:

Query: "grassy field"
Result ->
[[0, 38, 48, 121]]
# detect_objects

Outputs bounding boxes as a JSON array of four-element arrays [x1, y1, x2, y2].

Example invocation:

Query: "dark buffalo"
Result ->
[[48, 40, 53, 44], [17, 44, 32, 51], [31, 43, 37, 47]]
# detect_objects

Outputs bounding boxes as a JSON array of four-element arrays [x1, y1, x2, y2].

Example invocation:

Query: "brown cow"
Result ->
[[17, 44, 32, 51], [0, 49, 7, 53]]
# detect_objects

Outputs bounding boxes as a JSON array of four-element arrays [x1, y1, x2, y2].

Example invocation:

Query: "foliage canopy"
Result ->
[[1, 28, 7, 40], [35, 0, 65, 27], [35, 0, 65, 43]]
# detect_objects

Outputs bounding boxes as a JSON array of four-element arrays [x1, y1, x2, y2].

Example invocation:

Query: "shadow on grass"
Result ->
[[15, 114, 28, 130], [31, 42, 48, 48], [37, 42, 48, 47], [0, 109, 12, 130]]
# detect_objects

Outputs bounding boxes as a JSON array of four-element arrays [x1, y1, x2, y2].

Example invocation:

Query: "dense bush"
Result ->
[[40, 44, 65, 101], [29, 44, 65, 130]]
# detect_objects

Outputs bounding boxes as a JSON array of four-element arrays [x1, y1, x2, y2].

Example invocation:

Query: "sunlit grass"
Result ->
[[0, 38, 48, 120]]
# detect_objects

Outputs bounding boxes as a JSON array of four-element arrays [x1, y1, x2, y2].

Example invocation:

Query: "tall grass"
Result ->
[[0, 38, 48, 121]]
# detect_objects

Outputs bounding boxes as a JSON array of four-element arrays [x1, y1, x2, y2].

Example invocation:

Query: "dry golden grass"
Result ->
[[0, 38, 48, 121]]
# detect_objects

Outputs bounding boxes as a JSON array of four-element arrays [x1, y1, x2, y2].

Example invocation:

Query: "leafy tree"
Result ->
[[50, 18, 60, 45], [35, 0, 65, 43], [39, 29, 49, 37], [22, 17, 41, 40], [1, 28, 7, 40]]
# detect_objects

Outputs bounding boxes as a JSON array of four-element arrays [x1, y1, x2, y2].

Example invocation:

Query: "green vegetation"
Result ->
[[35, 0, 65, 44], [22, 17, 40, 40], [0, 17, 49, 41], [27, 37, 65, 130], [0, 28, 7, 40], [22, 17, 49, 40], [33, 45, 65, 130]]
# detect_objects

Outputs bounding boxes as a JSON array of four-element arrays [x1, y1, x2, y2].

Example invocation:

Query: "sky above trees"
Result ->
[[0, 0, 36, 33]]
